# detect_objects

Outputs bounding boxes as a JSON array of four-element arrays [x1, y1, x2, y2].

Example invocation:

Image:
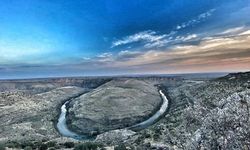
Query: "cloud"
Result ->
[[117, 50, 142, 61], [83, 50, 143, 64], [239, 30, 250, 36], [111, 25, 200, 49], [153, 36, 249, 67], [111, 30, 168, 48], [97, 52, 112, 58], [198, 9, 215, 19], [176, 34, 198, 41], [84, 30, 250, 74], [92, 26, 250, 71], [83, 52, 114, 63], [4, 29, 250, 76], [144, 39, 170, 48], [111, 8, 216, 50], [118, 50, 141, 57], [111, 9, 215, 49], [175, 9, 216, 30], [220, 26, 245, 35], [96, 52, 114, 62], [144, 34, 198, 48]]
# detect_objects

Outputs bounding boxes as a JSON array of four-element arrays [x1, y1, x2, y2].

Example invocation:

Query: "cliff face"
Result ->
[[67, 79, 162, 135]]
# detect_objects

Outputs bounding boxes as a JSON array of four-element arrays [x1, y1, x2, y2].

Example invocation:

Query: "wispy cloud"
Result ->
[[118, 50, 141, 57], [111, 9, 216, 49], [239, 30, 250, 36], [111, 28, 201, 49], [81, 26, 250, 73], [176, 34, 198, 42], [95, 52, 114, 62], [176, 9, 216, 30], [220, 26, 245, 35], [111, 30, 168, 47], [117, 50, 142, 61], [111, 9, 216, 50], [144, 33, 198, 48], [112, 35, 250, 73], [144, 39, 170, 48], [4, 26, 250, 76]]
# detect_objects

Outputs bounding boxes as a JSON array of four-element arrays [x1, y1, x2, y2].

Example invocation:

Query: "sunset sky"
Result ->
[[0, 0, 250, 79]]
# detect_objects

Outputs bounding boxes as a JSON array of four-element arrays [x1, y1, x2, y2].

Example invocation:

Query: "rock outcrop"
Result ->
[[67, 79, 162, 135]]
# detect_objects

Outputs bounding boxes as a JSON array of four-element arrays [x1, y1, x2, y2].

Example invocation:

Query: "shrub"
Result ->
[[64, 142, 75, 148], [32, 141, 43, 149], [153, 133, 160, 140], [20, 141, 34, 149], [46, 141, 56, 148], [114, 144, 127, 150], [39, 143, 48, 150], [5, 141, 21, 148], [74, 142, 103, 150], [42, 139, 48, 142], [0, 143, 5, 150], [24, 146, 33, 150]]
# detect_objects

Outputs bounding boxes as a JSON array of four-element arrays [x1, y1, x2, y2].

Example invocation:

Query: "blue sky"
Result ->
[[0, 0, 250, 78]]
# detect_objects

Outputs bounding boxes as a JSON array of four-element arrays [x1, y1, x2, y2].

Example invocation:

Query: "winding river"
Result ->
[[57, 89, 169, 140], [128, 90, 169, 130], [57, 101, 87, 140]]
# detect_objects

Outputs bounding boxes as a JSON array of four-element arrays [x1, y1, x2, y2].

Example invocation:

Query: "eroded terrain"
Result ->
[[68, 79, 162, 135], [0, 72, 249, 150]]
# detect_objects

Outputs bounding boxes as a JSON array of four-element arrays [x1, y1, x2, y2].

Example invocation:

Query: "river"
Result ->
[[56, 101, 87, 140], [56, 89, 169, 140], [128, 90, 169, 130]]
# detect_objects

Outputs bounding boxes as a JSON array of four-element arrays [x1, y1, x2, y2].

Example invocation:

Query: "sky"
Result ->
[[0, 0, 250, 79]]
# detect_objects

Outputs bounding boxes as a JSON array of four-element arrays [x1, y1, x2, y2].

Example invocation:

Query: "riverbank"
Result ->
[[56, 83, 171, 141], [0, 86, 86, 143], [53, 90, 90, 138], [66, 79, 163, 136], [129, 86, 170, 131]]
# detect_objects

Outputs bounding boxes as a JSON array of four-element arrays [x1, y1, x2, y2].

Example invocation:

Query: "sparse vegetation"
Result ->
[[39, 143, 48, 150], [24, 146, 33, 150], [46, 141, 56, 148], [74, 142, 103, 150], [0, 143, 5, 150], [0, 73, 250, 149], [63, 141, 75, 148], [114, 144, 127, 150]]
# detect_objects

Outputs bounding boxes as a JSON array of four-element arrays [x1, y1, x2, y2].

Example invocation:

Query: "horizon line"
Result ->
[[0, 71, 233, 81]]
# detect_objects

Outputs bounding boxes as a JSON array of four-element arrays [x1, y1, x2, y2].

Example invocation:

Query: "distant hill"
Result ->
[[217, 71, 250, 82]]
